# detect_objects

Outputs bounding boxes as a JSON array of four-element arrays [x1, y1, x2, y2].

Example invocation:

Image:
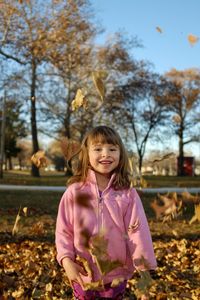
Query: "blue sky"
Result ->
[[93, 0, 200, 74], [91, 0, 200, 159]]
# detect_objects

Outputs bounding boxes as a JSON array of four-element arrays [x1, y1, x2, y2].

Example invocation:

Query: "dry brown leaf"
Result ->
[[71, 89, 87, 111], [111, 277, 125, 287], [172, 114, 181, 124], [189, 204, 200, 224], [156, 26, 163, 33], [83, 279, 104, 291], [151, 193, 182, 220], [23, 207, 28, 216], [181, 191, 199, 203], [12, 207, 21, 236], [89, 233, 123, 275], [188, 34, 199, 46], [151, 152, 175, 164], [92, 71, 106, 101], [60, 137, 80, 161], [76, 193, 92, 208], [76, 255, 93, 279], [31, 150, 47, 168]]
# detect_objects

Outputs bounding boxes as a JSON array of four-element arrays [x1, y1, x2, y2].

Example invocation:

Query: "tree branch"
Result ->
[[0, 49, 26, 65]]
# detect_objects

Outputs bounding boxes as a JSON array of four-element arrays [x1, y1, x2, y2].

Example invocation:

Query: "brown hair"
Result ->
[[68, 126, 131, 189]]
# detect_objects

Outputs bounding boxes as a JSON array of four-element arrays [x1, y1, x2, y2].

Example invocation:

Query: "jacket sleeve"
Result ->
[[124, 188, 157, 271], [55, 187, 75, 265]]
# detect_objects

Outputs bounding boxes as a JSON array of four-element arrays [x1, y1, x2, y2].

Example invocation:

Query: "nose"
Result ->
[[101, 148, 110, 157]]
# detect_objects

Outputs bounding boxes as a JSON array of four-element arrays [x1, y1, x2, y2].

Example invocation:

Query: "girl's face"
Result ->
[[88, 142, 120, 176]]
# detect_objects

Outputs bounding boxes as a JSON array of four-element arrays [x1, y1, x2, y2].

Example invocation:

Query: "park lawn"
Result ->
[[0, 190, 200, 299], [0, 170, 200, 187], [0, 190, 200, 238]]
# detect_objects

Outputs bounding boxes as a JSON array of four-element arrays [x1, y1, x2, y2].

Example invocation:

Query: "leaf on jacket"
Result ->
[[89, 233, 123, 275], [128, 219, 140, 233], [31, 150, 47, 168]]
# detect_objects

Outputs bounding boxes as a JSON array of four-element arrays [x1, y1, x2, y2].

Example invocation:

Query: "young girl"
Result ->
[[56, 126, 157, 300]]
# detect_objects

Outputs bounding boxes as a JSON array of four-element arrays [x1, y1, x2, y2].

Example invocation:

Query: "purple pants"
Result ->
[[73, 281, 127, 300]]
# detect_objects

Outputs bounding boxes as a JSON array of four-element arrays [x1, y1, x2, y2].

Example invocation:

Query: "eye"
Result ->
[[94, 147, 101, 151]]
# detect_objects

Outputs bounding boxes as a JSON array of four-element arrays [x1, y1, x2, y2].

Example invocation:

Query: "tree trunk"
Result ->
[[178, 124, 185, 176], [30, 60, 40, 177], [64, 87, 73, 177], [138, 154, 143, 174], [8, 156, 12, 170]]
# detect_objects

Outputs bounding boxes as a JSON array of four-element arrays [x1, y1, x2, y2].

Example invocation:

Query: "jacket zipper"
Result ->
[[96, 187, 104, 234]]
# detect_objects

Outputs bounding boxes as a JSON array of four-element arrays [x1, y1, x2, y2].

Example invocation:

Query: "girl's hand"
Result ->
[[62, 257, 87, 289], [141, 294, 149, 300]]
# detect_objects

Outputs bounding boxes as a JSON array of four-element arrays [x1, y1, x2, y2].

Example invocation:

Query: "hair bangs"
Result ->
[[87, 129, 120, 146]]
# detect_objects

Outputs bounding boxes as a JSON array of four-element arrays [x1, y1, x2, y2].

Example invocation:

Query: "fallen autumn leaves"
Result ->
[[0, 221, 200, 300]]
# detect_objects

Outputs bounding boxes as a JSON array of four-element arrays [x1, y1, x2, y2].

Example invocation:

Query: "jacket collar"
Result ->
[[87, 169, 116, 191]]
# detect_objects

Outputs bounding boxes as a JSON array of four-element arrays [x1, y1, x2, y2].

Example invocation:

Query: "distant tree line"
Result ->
[[0, 0, 200, 177]]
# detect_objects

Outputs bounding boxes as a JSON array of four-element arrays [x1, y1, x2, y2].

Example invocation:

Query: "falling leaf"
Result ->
[[172, 114, 181, 124], [76, 193, 92, 208], [181, 190, 199, 203], [71, 89, 87, 111], [156, 26, 163, 33], [150, 193, 182, 221], [188, 34, 199, 46], [31, 150, 47, 168], [189, 204, 200, 224], [83, 280, 104, 291], [12, 206, 21, 236], [89, 233, 123, 275], [111, 277, 125, 287], [23, 207, 28, 216], [150, 152, 175, 164], [60, 137, 80, 162], [76, 256, 93, 279], [92, 71, 106, 101], [135, 270, 153, 297]]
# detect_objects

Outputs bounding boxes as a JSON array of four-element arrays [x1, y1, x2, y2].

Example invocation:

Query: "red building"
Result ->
[[177, 156, 195, 176]]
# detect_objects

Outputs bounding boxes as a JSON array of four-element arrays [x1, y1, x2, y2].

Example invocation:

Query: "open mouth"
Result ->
[[99, 160, 112, 164]]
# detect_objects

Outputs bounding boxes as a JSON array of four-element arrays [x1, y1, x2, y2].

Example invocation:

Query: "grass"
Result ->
[[1, 170, 200, 187], [0, 170, 68, 186], [144, 175, 200, 188], [0, 190, 198, 240]]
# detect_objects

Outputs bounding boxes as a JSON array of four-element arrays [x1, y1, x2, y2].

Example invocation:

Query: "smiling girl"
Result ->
[[55, 126, 157, 300]]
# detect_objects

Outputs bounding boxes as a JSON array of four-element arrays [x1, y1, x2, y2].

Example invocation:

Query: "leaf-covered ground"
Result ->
[[0, 211, 200, 299]]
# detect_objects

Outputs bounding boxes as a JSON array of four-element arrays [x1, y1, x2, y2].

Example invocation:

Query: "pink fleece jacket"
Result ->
[[55, 170, 157, 285]]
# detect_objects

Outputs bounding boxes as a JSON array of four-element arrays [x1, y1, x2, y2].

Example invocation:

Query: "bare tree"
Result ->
[[164, 68, 200, 176]]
